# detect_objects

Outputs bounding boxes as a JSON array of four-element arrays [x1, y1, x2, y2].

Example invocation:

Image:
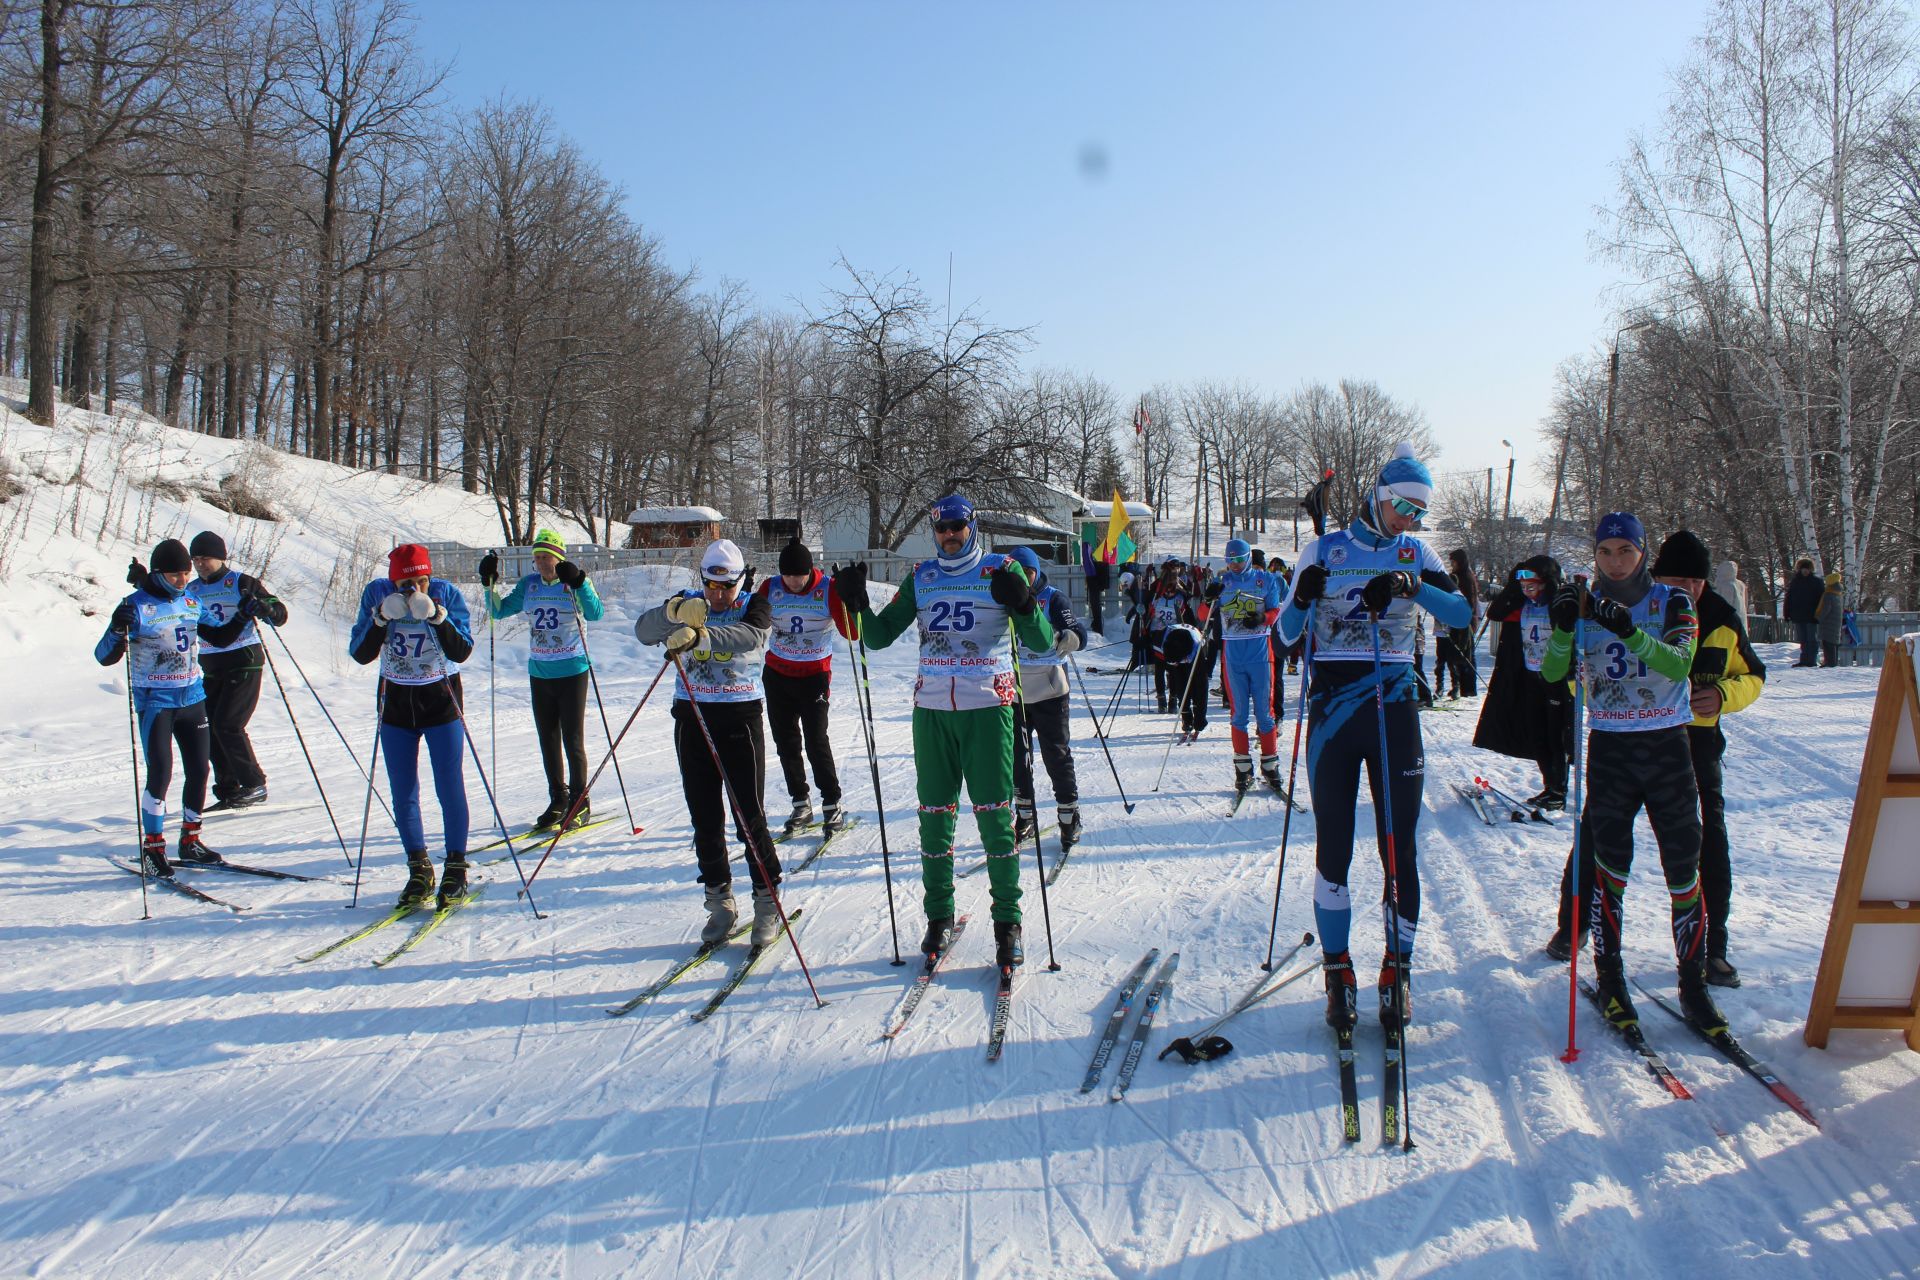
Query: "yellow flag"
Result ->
[[1097, 487, 1131, 563]]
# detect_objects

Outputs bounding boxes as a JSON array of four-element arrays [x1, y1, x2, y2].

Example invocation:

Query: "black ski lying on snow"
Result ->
[[986, 965, 1018, 1064], [1081, 949, 1160, 1092], [1109, 953, 1179, 1102], [1335, 1024, 1361, 1142], [1452, 782, 1499, 826], [1631, 979, 1820, 1128], [180, 857, 328, 883], [109, 857, 246, 912]]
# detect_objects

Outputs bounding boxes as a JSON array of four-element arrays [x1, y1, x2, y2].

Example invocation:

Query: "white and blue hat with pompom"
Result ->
[[1376, 442, 1432, 509]]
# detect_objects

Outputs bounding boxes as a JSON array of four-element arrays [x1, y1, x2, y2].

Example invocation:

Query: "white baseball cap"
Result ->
[[701, 539, 746, 584]]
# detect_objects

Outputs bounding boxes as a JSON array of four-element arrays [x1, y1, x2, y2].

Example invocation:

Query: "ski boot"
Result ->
[[531, 803, 565, 833], [1591, 955, 1639, 1031], [1542, 926, 1580, 964], [781, 799, 815, 839], [1057, 805, 1082, 851], [398, 851, 435, 908], [1322, 951, 1358, 1030], [920, 915, 955, 960], [700, 884, 738, 946], [1678, 962, 1730, 1034], [231, 783, 268, 809], [1260, 759, 1285, 796], [204, 791, 242, 814], [821, 802, 849, 835], [177, 821, 224, 865], [139, 832, 174, 878], [993, 921, 1024, 972], [1378, 952, 1412, 1031], [436, 854, 471, 909], [749, 887, 782, 949], [1705, 955, 1742, 989], [1233, 754, 1253, 794], [562, 794, 591, 831], [1013, 803, 1039, 846]]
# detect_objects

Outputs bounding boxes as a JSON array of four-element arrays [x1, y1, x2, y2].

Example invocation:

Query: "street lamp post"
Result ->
[[1544, 319, 1653, 555]]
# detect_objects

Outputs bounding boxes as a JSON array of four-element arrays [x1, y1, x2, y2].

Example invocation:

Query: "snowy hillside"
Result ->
[[0, 395, 1915, 1278]]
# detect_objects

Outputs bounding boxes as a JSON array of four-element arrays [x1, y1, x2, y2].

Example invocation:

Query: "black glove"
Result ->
[[1360, 570, 1418, 614], [110, 600, 136, 635], [239, 594, 262, 620], [834, 562, 869, 614], [1204, 581, 1223, 600], [554, 560, 586, 590], [477, 552, 499, 588], [990, 563, 1035, 614], [125, 558, 147, 588], [1549, 584, 1580, 632], [1592, 597, 1637, 639], [1292, 563, 1328, 604]]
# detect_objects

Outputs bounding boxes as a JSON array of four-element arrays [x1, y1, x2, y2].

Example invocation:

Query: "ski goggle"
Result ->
[[1386, 496, 1427, 520], [1515, 569, 1538, 581], [1224, 555, 1250, 568], [701, 570, 741, 587], [932, 518, 971, 534]]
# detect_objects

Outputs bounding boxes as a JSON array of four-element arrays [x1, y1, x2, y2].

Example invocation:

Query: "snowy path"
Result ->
[[1, 634, 1916, 1278]]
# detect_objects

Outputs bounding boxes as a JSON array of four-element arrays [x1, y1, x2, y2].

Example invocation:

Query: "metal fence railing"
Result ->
[[1747, 611, 1916, 667]]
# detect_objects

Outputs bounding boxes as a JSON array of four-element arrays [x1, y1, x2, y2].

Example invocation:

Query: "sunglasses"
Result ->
[[702, 574, 737, 587], [1386, 496, 1427, 520], [932, 518, 970, 534]]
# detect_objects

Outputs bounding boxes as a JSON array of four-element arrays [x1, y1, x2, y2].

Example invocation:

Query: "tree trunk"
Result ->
[[26, 0, 67, 426]]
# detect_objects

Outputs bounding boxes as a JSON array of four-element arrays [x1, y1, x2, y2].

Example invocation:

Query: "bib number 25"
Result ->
[[927, 600, 977, 632]]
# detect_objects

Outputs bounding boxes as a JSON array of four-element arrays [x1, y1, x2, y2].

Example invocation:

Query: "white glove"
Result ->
[[1054, 630, 1083, 656], [407, 591, 446, 624], [666, 594, 709, 627], [666, 625, 705, 654], [378, 592, 409, 622]]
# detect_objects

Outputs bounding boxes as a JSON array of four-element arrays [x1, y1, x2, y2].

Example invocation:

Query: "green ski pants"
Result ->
[[913, 704, 1023, 923]]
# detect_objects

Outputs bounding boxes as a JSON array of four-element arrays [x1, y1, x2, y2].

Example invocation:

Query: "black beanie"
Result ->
[[779, 538, 814, 576], [150, 538, 191, 574], [189, 530, 228, 560], [1650, 529, 1712, 580]]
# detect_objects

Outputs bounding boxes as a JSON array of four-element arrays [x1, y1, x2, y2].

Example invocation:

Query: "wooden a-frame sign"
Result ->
[[1806, 634, 1920, 1051]]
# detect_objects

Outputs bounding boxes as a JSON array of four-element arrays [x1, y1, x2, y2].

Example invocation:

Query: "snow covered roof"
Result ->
[[977, 509, 1076, 539], [625, 505, 724, 524], [1084, 500, 1155, 520]]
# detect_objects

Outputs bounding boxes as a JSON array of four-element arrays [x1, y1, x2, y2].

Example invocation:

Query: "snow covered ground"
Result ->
[[1, 398, 1916, 1278]]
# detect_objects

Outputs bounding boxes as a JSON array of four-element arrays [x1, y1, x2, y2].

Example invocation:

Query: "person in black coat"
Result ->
[[1783, 558, 1824, 667], [1473, 555, 1571, 808]]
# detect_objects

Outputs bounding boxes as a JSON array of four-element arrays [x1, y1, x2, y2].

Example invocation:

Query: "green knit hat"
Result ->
[[531, 528, 566, 557]]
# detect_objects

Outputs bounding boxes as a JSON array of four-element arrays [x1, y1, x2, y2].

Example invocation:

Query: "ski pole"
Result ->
[[1562, 576, 1591, 1065], [568, 583, 641, 834], [442, 675, 541, 919], [348, 679, 388, 909], [1067, 652, 1134, 811], [125, 678, 149, 919], [1369, 611, 1415, 1152], [1008, 630, 1061, 973], [668, 650, 827, 1007], [1262, 616, 1315, 970], [259, 637, 354, 866], [266, 625, 394, 823], [844, 605, 903, 966], [487, 554, 497, 793], [521, 656, 672, 893]]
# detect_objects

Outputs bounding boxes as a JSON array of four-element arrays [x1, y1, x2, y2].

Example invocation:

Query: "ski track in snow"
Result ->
[[1, 404, 1917, 1277]]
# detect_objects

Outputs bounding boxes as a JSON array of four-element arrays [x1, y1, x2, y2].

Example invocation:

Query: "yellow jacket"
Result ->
[[1690, 585, 1766, 727]]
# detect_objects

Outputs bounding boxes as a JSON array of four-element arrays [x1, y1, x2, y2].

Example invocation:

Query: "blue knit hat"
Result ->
[[1224, 537, 1252, 562], [1008, 546, 1041, 576], [1594, 511, 1645, 549], [1377, 442, 1433, 508]]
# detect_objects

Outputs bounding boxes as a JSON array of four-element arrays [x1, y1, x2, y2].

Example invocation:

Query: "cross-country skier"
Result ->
[[1006, 546, 1088, 850], [833, 494, 1053, 971], [1160, 620, 1211, 739], [1476, 556, 1571, 812], [1198, 537, 1282, 794], [95, 538, 217, 875], [187, 531, 288, 811], [348, 544, 476, 909], [1145, 559, 1194, 713], [1540, 512, 1726, 1033], [754, 538, 856, 838], [479, 529, 602, 832], [634, 540, 783, 947], [1276, 444, 1470, 1031], [1649, 529, 1766, 989]]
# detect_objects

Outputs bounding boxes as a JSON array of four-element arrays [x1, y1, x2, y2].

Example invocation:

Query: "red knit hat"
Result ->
[[388, 543, 432, 582]]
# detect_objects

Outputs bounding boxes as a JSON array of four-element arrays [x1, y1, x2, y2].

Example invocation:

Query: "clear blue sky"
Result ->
[[406, 0, 1709, 503]]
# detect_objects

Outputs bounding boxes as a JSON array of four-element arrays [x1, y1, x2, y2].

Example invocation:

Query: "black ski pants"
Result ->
[[530, 672, 589, 808], [673, 699, 780, 891], [1435, 628, 1477, 697], [1013, 692, 1078, 810], [140, 700, 211, 831], [1171, 647, 1213, 732], [763, 667, 840, 808], [202, 654, 266, 796], [1690, 723, 1733, 958], [1555, 728, 1704, 966], [1538, 685, 1574, 798]]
